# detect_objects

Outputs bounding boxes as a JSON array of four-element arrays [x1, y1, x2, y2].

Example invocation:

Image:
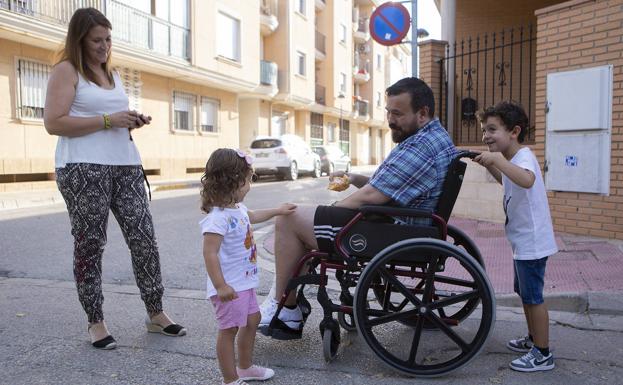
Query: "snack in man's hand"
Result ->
[[328, 175, 350, 191]]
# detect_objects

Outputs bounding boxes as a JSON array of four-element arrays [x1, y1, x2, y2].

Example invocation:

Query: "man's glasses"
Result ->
[[235, 149, 253, 165]]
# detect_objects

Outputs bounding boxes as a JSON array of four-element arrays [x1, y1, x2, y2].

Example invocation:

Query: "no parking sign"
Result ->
[[369, 2, 411, 46]]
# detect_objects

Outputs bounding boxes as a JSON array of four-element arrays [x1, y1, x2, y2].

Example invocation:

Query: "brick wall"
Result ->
[[536, 0, 623, 239]]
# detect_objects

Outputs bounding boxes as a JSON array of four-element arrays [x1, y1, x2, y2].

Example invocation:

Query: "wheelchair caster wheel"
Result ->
[[337, 311, 357, 332], [320, 320, 340, 362]]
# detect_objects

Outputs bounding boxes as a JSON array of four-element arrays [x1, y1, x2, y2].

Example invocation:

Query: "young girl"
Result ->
[[199, 148, 296, 385]]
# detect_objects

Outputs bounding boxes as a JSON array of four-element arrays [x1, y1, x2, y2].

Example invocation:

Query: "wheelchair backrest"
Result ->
[[435, 154, 468, 222]]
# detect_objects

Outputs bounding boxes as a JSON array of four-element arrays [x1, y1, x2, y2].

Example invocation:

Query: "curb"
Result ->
[[254, 226, 623, 316]]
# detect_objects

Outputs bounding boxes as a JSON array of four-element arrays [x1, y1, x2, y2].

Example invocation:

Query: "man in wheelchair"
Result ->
[[259, 77, 459, 337]]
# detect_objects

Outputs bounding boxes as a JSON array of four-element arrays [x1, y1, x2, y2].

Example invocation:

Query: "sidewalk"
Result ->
[[258, 218, 623, 315]]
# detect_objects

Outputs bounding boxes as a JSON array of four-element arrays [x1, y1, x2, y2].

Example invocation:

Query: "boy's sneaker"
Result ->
[[259, 298, 303, 330], [237, 365, 275, 381], [509, 346, 555, 372], [507, 335, 533, 353]]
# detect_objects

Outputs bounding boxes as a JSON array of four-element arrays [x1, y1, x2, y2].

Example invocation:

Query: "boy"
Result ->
[[473, 101, 558, 372]]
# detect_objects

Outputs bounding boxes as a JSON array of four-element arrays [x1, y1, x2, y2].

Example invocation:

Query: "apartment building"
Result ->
[[0, 0, 407, 192]]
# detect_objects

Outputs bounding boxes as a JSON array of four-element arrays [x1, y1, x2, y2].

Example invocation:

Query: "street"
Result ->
[[1, 176, 622, 385]]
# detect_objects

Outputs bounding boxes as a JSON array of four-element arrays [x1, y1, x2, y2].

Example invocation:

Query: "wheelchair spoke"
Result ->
[[407, 315, 425, 365], [425, 311, 470, 352], [367, 308, 420, 327], [429, 290, 480, 311], [378, 267, 423, 307], [431, 274, 477, 288]]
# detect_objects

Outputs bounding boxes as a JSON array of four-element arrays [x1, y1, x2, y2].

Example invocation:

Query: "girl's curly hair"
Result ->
[[200, 148, 252, 213]]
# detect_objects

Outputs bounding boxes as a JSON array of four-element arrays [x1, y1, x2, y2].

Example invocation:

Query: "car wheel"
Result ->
[[251, 174, 259, 182], [312, 161, 321, 178], [345, 162, 351, 173], [285, 162, 298, 181]]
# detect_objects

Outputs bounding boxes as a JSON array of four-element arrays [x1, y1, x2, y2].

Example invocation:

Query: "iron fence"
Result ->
[[439, 24, 536, 145]]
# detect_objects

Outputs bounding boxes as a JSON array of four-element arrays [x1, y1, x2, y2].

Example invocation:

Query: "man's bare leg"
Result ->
[[273, 205, 319, 306]]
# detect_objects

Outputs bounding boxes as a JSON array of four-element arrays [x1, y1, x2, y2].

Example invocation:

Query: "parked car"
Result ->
[[312, 145, 351, 175], [248, 134, 321, 181]]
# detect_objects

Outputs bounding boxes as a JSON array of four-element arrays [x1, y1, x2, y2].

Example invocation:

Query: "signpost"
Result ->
[[369, 2, 411, 47]]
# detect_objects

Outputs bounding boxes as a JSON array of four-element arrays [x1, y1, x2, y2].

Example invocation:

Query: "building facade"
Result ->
[[422, 0, 623, 239], [0, 0, 408, 191]]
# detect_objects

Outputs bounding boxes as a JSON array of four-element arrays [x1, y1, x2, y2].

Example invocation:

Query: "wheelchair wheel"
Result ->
[[320, 319, 341, 362], [370, 225, 485, 330], [353, 239, 495, 377]]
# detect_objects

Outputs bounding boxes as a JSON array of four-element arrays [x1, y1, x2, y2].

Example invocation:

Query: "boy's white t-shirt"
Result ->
[[502, 147, 558, 260], [199, 203, 258, 298]]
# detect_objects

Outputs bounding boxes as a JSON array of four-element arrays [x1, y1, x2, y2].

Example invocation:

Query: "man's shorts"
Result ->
[[313, 205, 359, 253], [513, 257, 549, 305], [210, 288, 260, 330]]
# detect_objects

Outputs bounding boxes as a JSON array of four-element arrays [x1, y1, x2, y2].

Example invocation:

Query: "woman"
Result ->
[[44, 8, 186, 349]]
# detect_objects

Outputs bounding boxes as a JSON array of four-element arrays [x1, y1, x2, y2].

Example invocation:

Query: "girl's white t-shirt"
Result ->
[[54, 71, 142, 167], [199, 203, 259, 298], [502, 147, 559, 260]]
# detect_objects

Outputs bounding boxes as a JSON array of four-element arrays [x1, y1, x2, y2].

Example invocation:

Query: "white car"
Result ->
[[249, 134, 321, 180]]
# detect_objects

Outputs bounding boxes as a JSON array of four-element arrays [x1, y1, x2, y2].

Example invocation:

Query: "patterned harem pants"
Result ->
[[56, 163, 164, 323]]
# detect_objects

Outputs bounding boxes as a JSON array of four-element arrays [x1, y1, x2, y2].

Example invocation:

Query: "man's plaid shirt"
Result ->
[[369, 118, 457, 224]]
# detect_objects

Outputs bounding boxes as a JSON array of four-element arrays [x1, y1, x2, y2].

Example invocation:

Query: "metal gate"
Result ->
[[439, 25, 536, 145]]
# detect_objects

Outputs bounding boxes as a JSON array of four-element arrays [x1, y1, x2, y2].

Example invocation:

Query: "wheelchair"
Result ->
[[260, 151, 495, 377]]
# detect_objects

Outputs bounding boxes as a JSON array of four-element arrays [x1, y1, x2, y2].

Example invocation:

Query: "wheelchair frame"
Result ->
[[260, 151, 496, 377]]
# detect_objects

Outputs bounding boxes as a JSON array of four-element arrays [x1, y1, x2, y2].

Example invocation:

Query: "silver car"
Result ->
[[249, 134, 321, 181], [312, 145, 351, 176]]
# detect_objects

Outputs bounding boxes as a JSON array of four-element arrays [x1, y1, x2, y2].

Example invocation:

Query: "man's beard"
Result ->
[[390, 123, 417, 143]]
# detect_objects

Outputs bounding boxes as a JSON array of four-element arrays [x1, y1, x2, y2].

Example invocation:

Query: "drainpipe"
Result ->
[[441, 0, 455, 135]]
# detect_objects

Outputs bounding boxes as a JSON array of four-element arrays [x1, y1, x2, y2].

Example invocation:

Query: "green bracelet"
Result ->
[[103, 113, 112, 129]]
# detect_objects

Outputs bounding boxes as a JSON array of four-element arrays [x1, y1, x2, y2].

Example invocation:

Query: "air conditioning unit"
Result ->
[[357, 44, 370, 54]]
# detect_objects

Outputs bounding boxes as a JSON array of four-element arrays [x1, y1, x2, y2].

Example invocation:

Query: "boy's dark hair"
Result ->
[[478, 101, 529, 143], [200, 148, 253, 213], [386, 77, 435, 117]]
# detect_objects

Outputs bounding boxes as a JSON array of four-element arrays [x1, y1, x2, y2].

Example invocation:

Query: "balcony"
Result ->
[[106, 0, 190, 61], [0, 0, 100, 25], [260, 0, 279, 35], [315, 30, 326, 61], [0, 0, 191, 61], [353, 99, 369, 120], [353, 56, 370, 83], [260, 60, 278, 86], [353, 18, 370, 43], [315, 0, 326, 12], [315, 84, 326, 105]]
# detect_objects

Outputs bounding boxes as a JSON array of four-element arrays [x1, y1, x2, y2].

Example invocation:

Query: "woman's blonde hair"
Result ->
[[200, 149, 253, 213], [55, 7, 113, 86]]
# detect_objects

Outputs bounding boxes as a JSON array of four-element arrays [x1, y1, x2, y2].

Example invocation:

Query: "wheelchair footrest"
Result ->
[[259, 318, 303, 341]]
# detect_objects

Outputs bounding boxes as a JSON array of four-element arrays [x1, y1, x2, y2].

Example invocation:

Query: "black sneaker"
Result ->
[[507, 335, 533, 353]]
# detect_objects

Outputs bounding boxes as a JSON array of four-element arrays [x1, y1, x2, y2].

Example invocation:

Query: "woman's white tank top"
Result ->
[[54, 71, 142, 167]]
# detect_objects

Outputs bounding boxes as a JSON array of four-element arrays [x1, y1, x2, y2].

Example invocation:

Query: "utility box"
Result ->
[[545, 65, 612, 194]]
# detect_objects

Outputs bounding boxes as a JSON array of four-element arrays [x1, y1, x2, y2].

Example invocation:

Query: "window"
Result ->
[[173, 91, 194, 131], [339, 72, 346, 94], [296, 51, 306, 76], [310, 112, 323, 146], [117, 67, 142, 112], [296, 0, 306, 15], [200, 97, 218, 133], [339, 119, 350, 155], [376, 53, 382, 70], [339, 23, 347, 43], [217, 11, 240, 61], [17, 59, 51, 120], [327, 122, 336, 143]]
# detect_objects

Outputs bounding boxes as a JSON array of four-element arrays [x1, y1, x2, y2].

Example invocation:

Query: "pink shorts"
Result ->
[[210, 288, 260, 330]]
